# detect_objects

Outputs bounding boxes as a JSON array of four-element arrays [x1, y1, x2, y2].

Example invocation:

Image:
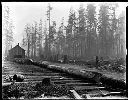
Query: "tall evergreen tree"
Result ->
[[108, 4, 118, 58], [77, 4, 88, 60], [57, 19, 65, 56], [98, 4, 110, 59], [66, 7, 75, 59], [115, 11, 125, 58], [43, 21, 49, 60], [31, 24, 35, 58], [2, 6, 14, 57], [38, 19, 43, 58], [24, 24, 31, 57], [49, 21, 56, 54], [32, 22, 36, 57], [86, 4, 97, 59]]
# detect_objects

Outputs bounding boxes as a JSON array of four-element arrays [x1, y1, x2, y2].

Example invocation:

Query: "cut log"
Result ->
[[70, 90, 83, 99]]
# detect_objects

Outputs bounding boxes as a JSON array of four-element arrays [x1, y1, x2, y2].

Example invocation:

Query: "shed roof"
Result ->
[[9, 44, 25, 51]]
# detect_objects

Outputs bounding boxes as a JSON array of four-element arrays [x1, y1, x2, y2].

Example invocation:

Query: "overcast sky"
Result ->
[[2, 2, 127, 47]]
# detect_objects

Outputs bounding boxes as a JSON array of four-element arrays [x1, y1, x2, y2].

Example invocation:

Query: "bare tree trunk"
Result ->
[[34, 29, 36, 58], [27, 38, 30, 58], [119, 35, 121, 57]]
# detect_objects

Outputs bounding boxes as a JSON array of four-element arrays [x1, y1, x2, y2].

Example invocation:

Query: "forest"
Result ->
[[3, 3, 126, 62]]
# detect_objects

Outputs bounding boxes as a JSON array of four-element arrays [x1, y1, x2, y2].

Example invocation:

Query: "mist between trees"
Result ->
[[3, 3, 126, 61]]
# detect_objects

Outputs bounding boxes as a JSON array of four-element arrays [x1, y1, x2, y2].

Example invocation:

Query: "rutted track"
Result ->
[[32, 62, 127, 99], [2, 61, 127, 99]]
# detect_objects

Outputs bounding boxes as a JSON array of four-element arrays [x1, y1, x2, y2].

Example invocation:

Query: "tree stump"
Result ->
[[42, 78, 52, 86]]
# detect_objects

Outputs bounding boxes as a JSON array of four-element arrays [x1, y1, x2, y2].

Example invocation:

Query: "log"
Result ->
[[70, 90, 83, 99], [2, 82, 12, 87]]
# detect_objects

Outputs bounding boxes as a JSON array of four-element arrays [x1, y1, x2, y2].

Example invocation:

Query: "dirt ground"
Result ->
[[46, 62, 126, 82]]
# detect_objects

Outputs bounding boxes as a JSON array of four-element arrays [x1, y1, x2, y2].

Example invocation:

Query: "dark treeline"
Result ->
[[22, 3, 125, 62]]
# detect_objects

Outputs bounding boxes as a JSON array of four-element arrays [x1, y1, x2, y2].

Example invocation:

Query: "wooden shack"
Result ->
[[8, 43, 25, 59]]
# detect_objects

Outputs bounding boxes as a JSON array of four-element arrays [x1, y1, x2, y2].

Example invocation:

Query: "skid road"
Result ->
[[2, 61, 126, 99]]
